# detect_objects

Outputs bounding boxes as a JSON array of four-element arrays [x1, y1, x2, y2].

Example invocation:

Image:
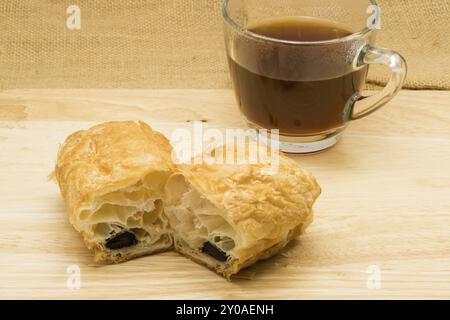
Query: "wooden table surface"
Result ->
[[0, 89, 449, 300]]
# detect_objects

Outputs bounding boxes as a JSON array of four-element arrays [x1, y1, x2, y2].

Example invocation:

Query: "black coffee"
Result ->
[[228, 17, 368, 135]]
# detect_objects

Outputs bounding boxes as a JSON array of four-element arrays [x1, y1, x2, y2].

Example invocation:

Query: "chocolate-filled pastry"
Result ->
[[164, 145, 321, 279], [55, 121, 174, 263]]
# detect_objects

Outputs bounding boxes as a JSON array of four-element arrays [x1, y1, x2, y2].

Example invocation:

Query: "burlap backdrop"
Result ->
[[0, 0, 448, 90]]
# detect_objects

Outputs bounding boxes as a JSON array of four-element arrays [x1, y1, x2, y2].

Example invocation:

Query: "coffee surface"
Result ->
[[229, 17, 368, 134], [247, 16, 354, 42]]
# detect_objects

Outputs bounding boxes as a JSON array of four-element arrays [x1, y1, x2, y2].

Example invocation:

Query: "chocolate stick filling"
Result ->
[[202, 242, 228, 262], [105, 231, 138, 250]]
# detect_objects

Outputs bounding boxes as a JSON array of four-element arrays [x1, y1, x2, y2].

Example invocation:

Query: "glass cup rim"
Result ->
[[222, 0, 377, 46]]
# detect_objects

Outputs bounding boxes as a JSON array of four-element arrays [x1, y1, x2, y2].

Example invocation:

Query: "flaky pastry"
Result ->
[[55, 121, 321, 278], [55, 121, 174, 263], [164, 145, 321, 279]]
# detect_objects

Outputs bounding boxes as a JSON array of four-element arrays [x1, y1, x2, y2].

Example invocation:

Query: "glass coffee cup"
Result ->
[[223, 0, 407, 153]]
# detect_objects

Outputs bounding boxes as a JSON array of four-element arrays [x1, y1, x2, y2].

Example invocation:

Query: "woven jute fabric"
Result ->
[[0, 0, 448, 90]]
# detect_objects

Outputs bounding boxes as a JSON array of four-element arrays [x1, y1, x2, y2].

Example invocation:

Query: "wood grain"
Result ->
[[0, 89, 449, 299]]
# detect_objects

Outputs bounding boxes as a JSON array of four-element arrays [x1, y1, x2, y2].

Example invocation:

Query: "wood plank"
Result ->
[[0, 89, 449, 299]]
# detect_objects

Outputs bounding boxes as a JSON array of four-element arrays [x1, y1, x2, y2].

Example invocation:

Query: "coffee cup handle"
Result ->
[[350, 45, 407, 120]]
